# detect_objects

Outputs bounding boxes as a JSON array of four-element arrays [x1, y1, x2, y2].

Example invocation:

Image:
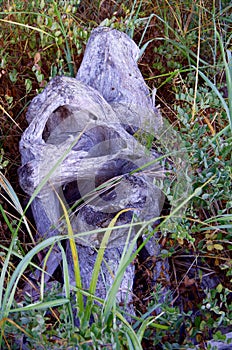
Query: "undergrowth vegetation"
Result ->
[[0, 0, 231, 349]]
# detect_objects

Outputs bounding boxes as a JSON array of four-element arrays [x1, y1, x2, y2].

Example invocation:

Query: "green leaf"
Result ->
[[213, 244, 224, 250], [216, 284, 223, 293], [57, 191, 84, 314], [10, 298, 69, 312]]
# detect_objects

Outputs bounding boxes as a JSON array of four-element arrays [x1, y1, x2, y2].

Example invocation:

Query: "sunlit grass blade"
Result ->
[[197, 69, 231, 130], [0, 18, 55, 39], [0, 206, 17, 311], [57, 241, 74, 327], [0, 172, 35, 244], [84, 208, 133, 325], [40, 243, 55, 301], [204, 214, 232, 223], [56, 191, 84, 314], [9, 298, 69, 313], [0, 104, 23, 131], [133, 304, 168, 331], [89, 208, 133, 294], [126, 0, 142, 39], [138, 38, 154, 59], [199, 224, 232, 231], [52, 0, 74, 76], [57, 241, 70, 298], [1, 234, 65, 319], [102, 224, 140, 322], [136, 316, 168, 342], [0, 234, 65, 344], [0, 317, 32, 339], [116, 311, 143, 350], [217, 31, 232, 133]]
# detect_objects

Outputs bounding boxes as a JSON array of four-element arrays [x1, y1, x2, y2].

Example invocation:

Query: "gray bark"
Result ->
[[76, 27, 162, 134], [18, 27, 166, 316]]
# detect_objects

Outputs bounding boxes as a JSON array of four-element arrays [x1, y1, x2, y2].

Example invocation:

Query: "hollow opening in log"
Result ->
[[62, 159, 140, 214], [62, 180, 83, 213], [42, 106, 71, 142], [72, 125, 127, 156], [42, 105, 87, 144], [95, 158, 139, 201]]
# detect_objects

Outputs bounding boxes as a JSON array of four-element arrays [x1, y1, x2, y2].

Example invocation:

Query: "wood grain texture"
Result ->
[[77, 27, 162, 134], [18, 27, 167, 312]]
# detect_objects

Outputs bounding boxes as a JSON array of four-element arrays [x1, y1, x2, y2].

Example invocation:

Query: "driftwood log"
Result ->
[[18, 27, 166, 315]]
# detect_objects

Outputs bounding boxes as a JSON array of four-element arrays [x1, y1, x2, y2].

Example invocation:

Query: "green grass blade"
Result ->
[[199, 225, 232, 231], [0, 172, 34, 244], [139, 38, 154, 59], [56, 191, 84, 314], [57, 241, 74, 327], [138, 14, 155, 49], [116, 311, 143, 350], [102, 230, 139, 322], [204, 214, 232, 223], [136, 316, 168, 342], [9, 298, 69, 313], [216, 31, 232, 133], [52, 0, 74, 76], [57, 242, 70, 299], [0, 18, 55, 39], [1, 235, 65, 319], [103, 175, 217, 322], [0, 104, 23, 132], [197, 69, 230, 125], [40, 243, 55, 301], [0, 206, 17, 310], [84, 208, 133, 325]]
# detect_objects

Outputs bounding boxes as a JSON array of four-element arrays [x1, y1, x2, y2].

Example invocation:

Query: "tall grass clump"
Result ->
[[0, 169, 187, 349]]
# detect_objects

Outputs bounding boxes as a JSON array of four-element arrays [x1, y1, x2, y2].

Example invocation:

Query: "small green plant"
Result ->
[[200, 284, 232, 342], [0, 0, 89, 81], [0, 150, 8, 170]]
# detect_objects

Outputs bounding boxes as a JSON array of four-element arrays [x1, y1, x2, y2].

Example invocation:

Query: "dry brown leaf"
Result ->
[[34, 52, 41, 64]]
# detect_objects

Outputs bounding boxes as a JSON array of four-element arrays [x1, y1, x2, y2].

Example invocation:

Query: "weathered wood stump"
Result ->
[[18, 27, 166, 316]]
